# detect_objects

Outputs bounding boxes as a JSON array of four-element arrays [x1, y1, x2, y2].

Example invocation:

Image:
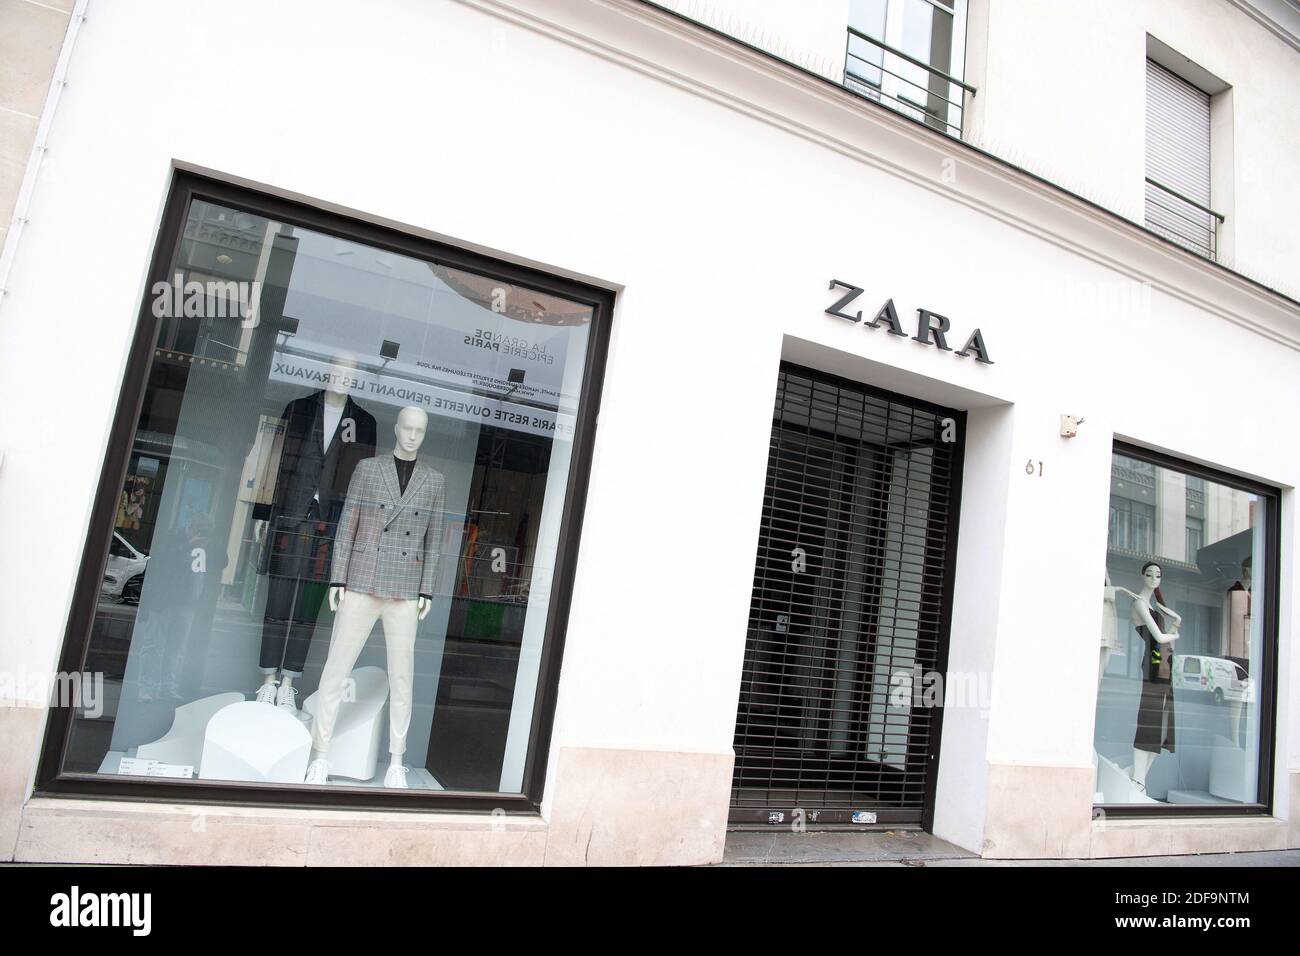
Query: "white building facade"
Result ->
[[0, 0, 1297, 865]]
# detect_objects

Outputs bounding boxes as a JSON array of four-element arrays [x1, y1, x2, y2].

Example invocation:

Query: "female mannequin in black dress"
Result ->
[[1131, 561, 1182, 792]]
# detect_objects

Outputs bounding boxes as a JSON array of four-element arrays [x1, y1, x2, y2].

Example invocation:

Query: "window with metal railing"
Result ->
[[843, 0, 972, 137], [1145, 58, 1224, 260]]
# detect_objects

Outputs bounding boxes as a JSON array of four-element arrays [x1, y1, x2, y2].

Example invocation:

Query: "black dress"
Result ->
[[1133, 613, 1176, 755]]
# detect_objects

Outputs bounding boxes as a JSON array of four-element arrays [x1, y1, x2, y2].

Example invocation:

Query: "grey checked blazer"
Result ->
[[330, 455, 446, 599]]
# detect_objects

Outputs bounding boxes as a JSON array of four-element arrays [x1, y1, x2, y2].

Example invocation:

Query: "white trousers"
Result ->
[[311, 590, 418, 758]]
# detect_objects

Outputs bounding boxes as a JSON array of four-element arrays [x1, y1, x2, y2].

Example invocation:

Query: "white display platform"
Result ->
[[1209, 735, 1251, 803], [136, 692, 244, 768], [99, 750, 126, 773], [200, 700, 313, 784], [1094, 751, 1158, 804], [301, 665, 389, 781], [1166, 789, 1225, 804], [327, 767, 445, 791]]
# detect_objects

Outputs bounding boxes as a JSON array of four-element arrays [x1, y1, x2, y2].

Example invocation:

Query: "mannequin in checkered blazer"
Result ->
[[305, 406, 446, 789]]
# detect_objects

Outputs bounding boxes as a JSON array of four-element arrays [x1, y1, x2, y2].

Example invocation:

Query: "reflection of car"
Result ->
[[1174, 655, 1255, 704], [120, 569, 144, 606], [101, 532, 148, 602]]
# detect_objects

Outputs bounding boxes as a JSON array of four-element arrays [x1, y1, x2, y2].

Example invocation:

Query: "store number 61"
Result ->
[[1025, 458, 1043, 477]]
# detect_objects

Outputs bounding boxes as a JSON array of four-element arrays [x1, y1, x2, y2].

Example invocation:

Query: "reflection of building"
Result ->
[[1109, 456, 1252, 566], [157, 204, 279, 372], [1107, 455, 1256, 661]]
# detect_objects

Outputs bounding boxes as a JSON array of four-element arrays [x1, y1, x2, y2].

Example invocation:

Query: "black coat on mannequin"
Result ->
[[261, 391, 378, 580], [258, 390, 377, 675]]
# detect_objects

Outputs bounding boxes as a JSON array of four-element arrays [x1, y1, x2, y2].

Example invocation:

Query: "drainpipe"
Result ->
[[0, 0, 91, 310]]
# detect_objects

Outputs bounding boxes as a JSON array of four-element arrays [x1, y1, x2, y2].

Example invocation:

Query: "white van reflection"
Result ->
[[1172, 654, 1255, 704]]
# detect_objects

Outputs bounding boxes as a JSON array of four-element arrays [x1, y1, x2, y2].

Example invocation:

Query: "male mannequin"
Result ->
[[256, 353, 376, 712], [304, 406, 446, 788]]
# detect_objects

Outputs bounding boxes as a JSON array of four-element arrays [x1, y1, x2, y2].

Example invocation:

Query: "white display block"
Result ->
[[137, 692, 244, 768], [199, 701, 313, 784], [302, 665, 389, 781], [1208, 735, 1251, 803], [1094, 751, 1158, 804]]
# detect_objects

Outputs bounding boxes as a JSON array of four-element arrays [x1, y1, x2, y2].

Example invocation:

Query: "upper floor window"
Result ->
[[1144, 56, 1225, 260], [845, 0, 971, 136]]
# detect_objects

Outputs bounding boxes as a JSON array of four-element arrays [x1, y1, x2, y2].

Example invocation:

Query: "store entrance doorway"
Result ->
[[730, 364, 964, 828]]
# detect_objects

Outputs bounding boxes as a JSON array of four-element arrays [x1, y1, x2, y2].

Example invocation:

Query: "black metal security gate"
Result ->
[[730, 364, 964, 828]]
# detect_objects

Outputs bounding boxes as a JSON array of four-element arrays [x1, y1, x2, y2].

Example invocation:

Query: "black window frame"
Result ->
[[1097, 439, 1282, 819], [33, 170, 614, 816]]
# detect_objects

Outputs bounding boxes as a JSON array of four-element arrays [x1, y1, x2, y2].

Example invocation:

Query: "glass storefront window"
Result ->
[[1095, 447, 1275, 809], [54, 178, 608, 802]]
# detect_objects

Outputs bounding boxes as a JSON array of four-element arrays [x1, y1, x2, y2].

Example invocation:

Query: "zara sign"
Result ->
[[825, 279, 993, 365]]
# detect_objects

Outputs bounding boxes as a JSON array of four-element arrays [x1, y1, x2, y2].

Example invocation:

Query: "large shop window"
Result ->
[[42, 175, 610, 808], [1094, 445, 1278, 813]]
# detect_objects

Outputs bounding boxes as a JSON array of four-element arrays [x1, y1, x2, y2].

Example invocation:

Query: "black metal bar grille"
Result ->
[[730, 365, 961, 825]]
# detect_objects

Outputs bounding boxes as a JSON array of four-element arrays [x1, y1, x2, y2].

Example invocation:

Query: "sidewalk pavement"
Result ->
[[721, 830, 1300, 866]]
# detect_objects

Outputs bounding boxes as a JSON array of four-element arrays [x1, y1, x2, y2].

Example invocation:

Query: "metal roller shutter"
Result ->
[[1145, 59, 1214, 257], [730, 364, 964, 827]]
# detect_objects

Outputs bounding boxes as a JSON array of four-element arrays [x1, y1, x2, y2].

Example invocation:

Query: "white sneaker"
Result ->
[[383, 764, 409, 789], [254, 681, 278, 705], [275, 683, 297, 713], [304, 758, 329, 785]]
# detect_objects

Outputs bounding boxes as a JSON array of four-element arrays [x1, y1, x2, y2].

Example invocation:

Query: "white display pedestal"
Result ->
[[136, 692, 244, 768], [301, 665, 389, 782], [1094, 751, 1158, 804], [1209, 734, 1251, 803], [1166, 789, 1222, 804], [200, 701, 313, 784]]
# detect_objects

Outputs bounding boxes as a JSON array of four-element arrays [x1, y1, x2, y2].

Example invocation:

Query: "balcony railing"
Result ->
[[843, 26, 974, 137], [1144, 177, 1224, 261]]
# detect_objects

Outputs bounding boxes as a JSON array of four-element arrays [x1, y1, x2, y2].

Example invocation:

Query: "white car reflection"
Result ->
[[102, 532, 148, 604]]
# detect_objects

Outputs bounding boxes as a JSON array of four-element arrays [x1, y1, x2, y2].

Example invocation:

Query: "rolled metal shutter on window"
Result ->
[[1145, 59, 1213, 256]]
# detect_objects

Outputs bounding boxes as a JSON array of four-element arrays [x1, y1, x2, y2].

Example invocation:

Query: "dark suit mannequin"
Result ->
[[259, 389, 377, 679]]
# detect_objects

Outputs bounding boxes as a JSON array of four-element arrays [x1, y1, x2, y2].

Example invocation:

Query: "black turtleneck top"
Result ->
[[394, 455, 416, 495]]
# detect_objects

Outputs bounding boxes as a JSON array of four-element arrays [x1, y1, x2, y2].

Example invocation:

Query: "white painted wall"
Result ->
[[0, 0, 1295, 856], [965, 0, 1300, 297], [651, 0, 1300, 297]]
